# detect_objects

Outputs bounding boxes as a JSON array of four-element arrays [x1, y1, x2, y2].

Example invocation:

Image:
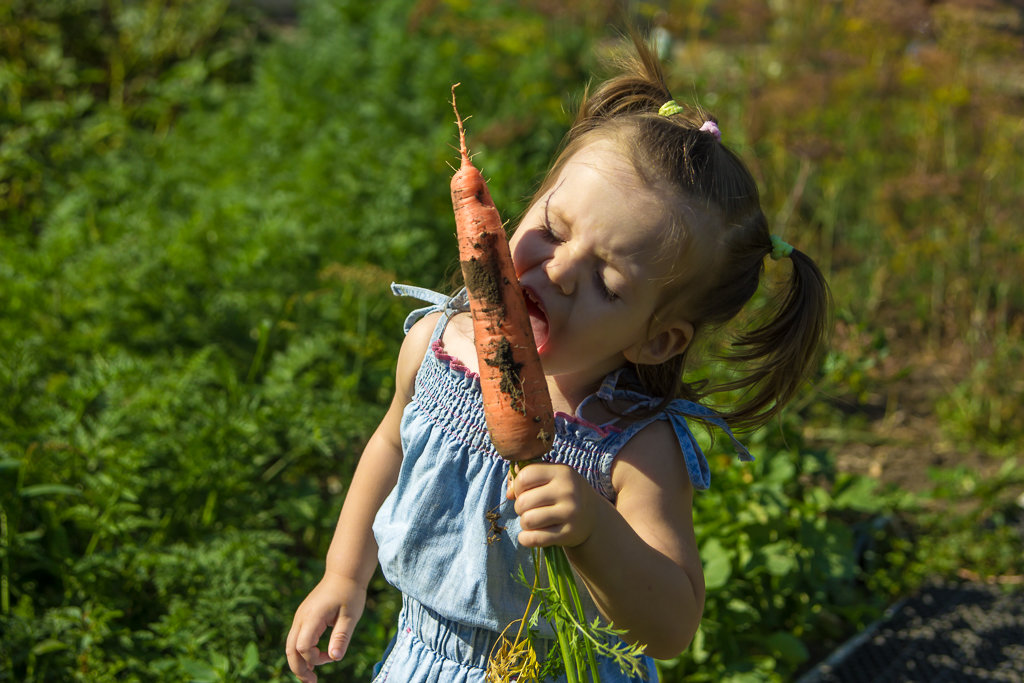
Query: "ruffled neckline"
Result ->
[[429, 340, 621, 441]]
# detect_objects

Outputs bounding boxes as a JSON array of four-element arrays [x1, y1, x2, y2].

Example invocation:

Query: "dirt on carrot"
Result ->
[[461, 255, 505, 310], [484, 337, 526, 415]]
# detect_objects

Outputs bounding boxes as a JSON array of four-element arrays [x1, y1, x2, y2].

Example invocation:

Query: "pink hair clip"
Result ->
[[699, 120, 721, 142]]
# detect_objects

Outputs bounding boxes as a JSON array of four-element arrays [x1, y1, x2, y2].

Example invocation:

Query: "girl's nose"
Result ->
[[545, 245, 579, 296]]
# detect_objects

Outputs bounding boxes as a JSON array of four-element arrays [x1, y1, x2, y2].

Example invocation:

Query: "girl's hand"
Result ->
[[506, 463, 600, 548], [285, 574, 367, 683]]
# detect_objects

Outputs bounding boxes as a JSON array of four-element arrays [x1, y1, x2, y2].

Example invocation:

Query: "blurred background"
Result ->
[[1, 0, 1021, 680]]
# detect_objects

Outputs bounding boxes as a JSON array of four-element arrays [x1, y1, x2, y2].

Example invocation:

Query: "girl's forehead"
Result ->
[[559, 141, 644, 190], [550, 142, 683, 279], [559, 140, 688, 222], [555, 142, 675, 239]]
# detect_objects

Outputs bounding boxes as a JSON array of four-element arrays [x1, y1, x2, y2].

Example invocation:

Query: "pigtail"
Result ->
[[716, 248, 832, 429]]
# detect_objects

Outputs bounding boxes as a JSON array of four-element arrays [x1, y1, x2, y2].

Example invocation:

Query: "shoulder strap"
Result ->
[[592, 368, 753, 491], [391, 283, 469, 341]]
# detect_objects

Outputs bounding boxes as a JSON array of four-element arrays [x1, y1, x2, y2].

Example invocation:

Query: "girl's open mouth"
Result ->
[[522, 287, 549, 351]]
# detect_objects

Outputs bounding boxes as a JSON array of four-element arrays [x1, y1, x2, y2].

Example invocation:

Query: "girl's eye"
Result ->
[[540, 221, 562, 244], [540, 193, 563, 244], [596, 273, 619, 301]]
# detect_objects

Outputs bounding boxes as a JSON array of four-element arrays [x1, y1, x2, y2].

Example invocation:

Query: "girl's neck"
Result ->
[[545, 367, 617, 415]]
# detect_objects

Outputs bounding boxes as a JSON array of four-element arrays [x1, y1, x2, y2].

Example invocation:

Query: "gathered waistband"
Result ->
[[398, 596, 551, 671]]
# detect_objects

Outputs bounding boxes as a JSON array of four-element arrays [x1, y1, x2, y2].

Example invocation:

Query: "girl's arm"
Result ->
[[510, 420, 703, 660], [285, 312, 438, 682]]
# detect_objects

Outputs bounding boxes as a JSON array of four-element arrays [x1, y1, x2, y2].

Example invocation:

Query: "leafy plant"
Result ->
[[0, 0, 267, 240], [0, 1, 604, 680], [653, 425, 918, 682], [2, 1, 1022, 681]]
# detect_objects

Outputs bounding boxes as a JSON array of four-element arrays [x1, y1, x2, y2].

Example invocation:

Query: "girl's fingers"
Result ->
[[518, 503, 566, 532], [328, 616, 356, 661], [285, 623, 308, 678], [513, 470, 574, 513], [285, 637, 319, 682], [297, 635, 332, 669], [513, 462, 560, 488], [507, 465, 552, 501], [518, 523, 573, 548], [512, 483, 563, 518], [508, 464, 594, 546], [511, 463, 574, 498], [286, 620, 334, 682]]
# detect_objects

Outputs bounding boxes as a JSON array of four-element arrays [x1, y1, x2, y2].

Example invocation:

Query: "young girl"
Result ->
[[286, 37, 829, 683]]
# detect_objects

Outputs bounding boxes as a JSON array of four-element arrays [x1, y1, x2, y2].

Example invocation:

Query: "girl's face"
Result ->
[[509, 141, 694, 394]]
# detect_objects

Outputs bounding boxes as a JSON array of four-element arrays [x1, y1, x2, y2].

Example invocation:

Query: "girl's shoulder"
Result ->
[[570, 383, 689, 490], [403, 309, 443, 348], [396, 311, 444, 390], [612, 408, 685, 458], [609, 416, 693, 498]]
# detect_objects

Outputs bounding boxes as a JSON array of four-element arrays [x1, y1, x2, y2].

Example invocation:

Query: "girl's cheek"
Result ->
[[510, 231, 543, 276]]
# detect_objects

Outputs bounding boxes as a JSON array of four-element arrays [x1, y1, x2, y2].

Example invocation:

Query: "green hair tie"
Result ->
[[770, 234, 794, 260], [658, 100, 684, 117]]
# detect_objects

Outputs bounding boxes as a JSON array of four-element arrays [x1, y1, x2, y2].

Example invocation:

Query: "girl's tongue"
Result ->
[[523, 290, 549, 351]]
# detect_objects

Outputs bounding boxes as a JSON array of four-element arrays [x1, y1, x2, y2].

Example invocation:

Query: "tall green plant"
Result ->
[[0, 1, 604, 680], [0, 0, 265, 240]]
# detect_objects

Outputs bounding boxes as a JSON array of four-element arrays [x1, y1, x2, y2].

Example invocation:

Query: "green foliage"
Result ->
[[2, 1, 1021, 682], [935, 329, 1024, 454], [492, 546, 648, 682], [0, 0, 266, 239], [654, 425, 920, 682], [0, 0, 603, 680], [915, 460, 1024, 579]]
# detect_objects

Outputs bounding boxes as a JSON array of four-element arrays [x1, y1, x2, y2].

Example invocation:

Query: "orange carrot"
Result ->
[[449, 84, 554, 462]]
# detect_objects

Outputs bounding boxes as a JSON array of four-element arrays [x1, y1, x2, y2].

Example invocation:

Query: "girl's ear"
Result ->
[[624, 320, 694, 366]]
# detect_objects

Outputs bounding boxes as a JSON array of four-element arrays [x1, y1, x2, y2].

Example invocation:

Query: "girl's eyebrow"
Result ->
[[543, 178, 567, 225]]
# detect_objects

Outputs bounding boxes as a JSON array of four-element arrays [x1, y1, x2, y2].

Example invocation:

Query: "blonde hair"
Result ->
[[524, 33, 831, 430]]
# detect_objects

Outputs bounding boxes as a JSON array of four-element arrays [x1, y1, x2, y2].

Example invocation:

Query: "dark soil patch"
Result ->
[[798, 581, 1024, 683]]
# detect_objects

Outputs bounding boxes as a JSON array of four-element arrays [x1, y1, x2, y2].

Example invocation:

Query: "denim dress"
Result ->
[[370, 285, 752, 682]]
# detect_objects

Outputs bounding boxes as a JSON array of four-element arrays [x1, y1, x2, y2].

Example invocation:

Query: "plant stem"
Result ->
[[542, 547, 580, 683], [555, 550, 600, 682]]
